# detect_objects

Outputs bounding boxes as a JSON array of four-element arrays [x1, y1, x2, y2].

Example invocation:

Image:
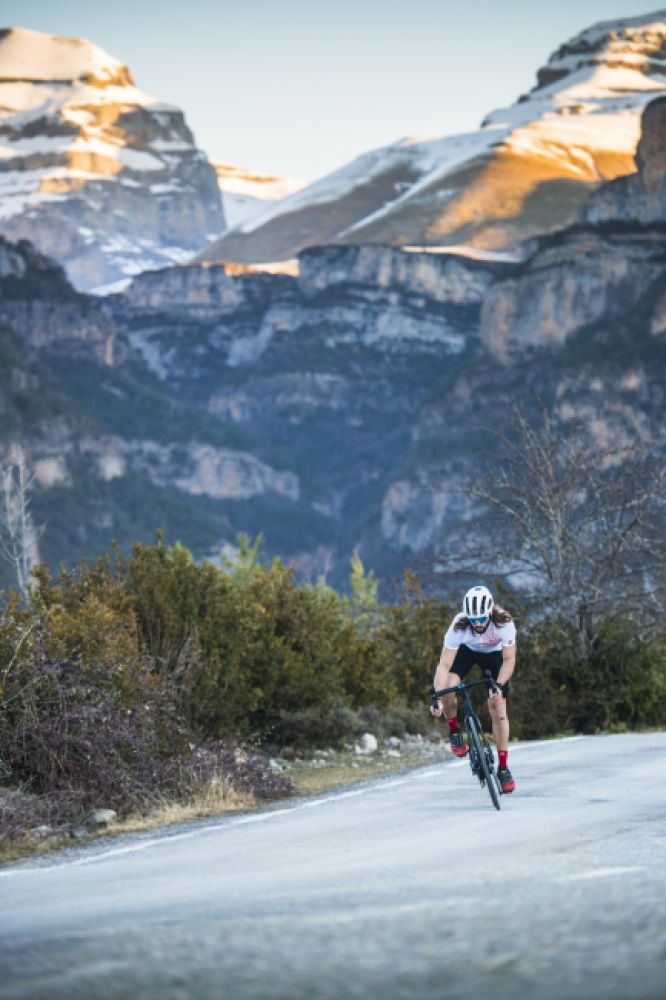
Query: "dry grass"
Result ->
[[0, 781, 258, 866], [112, 783, 256, 836], [0, 831, 73, 865], [287, 746, 449, 796]]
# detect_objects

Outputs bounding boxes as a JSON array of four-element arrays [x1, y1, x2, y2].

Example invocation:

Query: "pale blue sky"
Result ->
[[4, 1, 661, 180]]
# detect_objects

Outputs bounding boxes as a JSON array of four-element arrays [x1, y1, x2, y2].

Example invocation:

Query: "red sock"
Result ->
[[447, 717, 459, 733], [498, 750, 508, 769]]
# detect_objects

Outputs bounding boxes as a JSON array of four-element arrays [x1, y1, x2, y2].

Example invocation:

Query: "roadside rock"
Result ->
[[85, 809, 117, 831], [354, 733, 378, 756], [29, 825, 53, 841]]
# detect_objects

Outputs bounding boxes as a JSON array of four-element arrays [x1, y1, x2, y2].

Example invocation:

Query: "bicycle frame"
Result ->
[[432, 674, 502, 810]]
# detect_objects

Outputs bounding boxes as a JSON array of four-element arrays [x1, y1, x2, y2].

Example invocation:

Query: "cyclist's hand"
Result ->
[[488, 683, 503, 700], [430, 699, 444, 717]]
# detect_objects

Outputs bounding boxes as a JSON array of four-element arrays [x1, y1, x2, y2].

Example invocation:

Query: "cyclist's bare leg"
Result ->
[[441, 671, 462, 723], [487, 693, 509, 751]]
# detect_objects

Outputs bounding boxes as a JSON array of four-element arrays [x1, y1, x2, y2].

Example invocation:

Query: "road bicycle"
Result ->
[[432, 672, 503, 811]]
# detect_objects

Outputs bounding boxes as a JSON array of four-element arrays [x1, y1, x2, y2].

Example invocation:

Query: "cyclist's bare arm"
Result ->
[[431, 646, 457, 716], [489, 644, 517, 699], [498, 644, 516, 686]]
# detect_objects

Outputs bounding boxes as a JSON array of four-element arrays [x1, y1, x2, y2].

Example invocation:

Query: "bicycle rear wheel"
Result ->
[[468, 717, 500, 811]]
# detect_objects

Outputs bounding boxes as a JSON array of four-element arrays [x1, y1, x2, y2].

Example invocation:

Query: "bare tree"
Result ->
[[0, 445, 43, 599], [432, 405, 666, 649]]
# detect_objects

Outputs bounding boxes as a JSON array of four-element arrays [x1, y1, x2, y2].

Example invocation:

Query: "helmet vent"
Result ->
[[463, 586, 493, 618]]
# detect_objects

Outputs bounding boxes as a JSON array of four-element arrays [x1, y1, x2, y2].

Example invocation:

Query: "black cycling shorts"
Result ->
[[449, 644, 510, 696]]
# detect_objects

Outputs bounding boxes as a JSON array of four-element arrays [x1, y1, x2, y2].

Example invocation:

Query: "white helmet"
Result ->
[[463, 585, 493, 619]]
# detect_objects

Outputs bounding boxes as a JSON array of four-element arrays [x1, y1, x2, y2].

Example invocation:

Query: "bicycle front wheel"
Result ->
[[468, 718, 500, 811]]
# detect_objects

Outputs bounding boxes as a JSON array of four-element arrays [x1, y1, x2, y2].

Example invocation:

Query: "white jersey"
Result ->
[[444, 613, 516, 654]]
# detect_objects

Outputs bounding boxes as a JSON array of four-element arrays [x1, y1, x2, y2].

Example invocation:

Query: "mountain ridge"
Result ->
[[201, 9, 666, 264]]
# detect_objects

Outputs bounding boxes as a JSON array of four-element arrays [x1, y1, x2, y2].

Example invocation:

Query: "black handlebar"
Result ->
[[432, 674, 501, 702]]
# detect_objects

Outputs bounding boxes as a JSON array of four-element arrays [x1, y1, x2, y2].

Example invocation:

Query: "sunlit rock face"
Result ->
[[479, 227, 665, 358], [583, 96, 666, 224], [0, 27, 224, 290], [201, 12, 666, 265], [479, 95, 666, 358]]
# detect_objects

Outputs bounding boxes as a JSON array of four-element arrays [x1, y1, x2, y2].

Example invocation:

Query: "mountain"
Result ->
[[212, 161, 305, 230], [112, 95, 666, 580], [0, 27, 224, 291], [2, 27, 665, 589], [201, 10, 666, 265]]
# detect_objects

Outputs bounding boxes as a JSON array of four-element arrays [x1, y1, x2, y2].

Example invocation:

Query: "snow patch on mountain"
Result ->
[[0, 25, 126, 81]]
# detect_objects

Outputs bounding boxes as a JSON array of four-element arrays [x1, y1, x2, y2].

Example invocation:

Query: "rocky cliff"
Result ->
[[0, 27, 224, 291], [111, 244, 508, 582], [583, 96, 666, 225], [380, 95, 666, 558], [0, 236, 114, 361], [479, 96, 666, 358], [0, 235, 308, 587]]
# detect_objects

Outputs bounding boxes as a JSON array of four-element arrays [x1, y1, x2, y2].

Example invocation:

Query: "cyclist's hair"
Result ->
[[454, 606, 513, 631]]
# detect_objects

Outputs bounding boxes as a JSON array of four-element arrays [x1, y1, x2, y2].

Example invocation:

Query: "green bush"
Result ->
[[507, 618, 666, 739], [5, 542, 664, 772], [550, 620, 666, 733], [122, 540, 393, 745]]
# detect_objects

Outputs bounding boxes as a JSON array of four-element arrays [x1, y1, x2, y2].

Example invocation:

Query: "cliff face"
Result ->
[[478, 226, 665, 358], [0, 28, 224, 290], [0, 236, 115, 362], [380, 96, 666, 558], [479, 96, 666, 358], [0, 235, 309, 587], [110, 245, 508, 580], [0, 234, 509, 585]]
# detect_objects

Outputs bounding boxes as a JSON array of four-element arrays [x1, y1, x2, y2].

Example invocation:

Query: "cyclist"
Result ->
[[431, 585, 517, 793]]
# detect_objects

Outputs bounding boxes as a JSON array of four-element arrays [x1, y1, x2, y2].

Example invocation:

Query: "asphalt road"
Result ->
[[1, 733, 665, 1000]]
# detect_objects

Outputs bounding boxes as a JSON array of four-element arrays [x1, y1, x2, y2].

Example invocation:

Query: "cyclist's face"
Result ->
[[468, 614, 489, 632]]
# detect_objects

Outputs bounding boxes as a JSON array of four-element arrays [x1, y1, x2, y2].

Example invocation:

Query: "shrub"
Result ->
[[0, 632, 292, 843], [550, 620, 666, 733], [124, 540, 396, 746], [507, 618, 666, 739], [29, 559, 139, 670], [0, 645, 189, 815], [504, 620, 576, 739], [357, 700, 433, 738]]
